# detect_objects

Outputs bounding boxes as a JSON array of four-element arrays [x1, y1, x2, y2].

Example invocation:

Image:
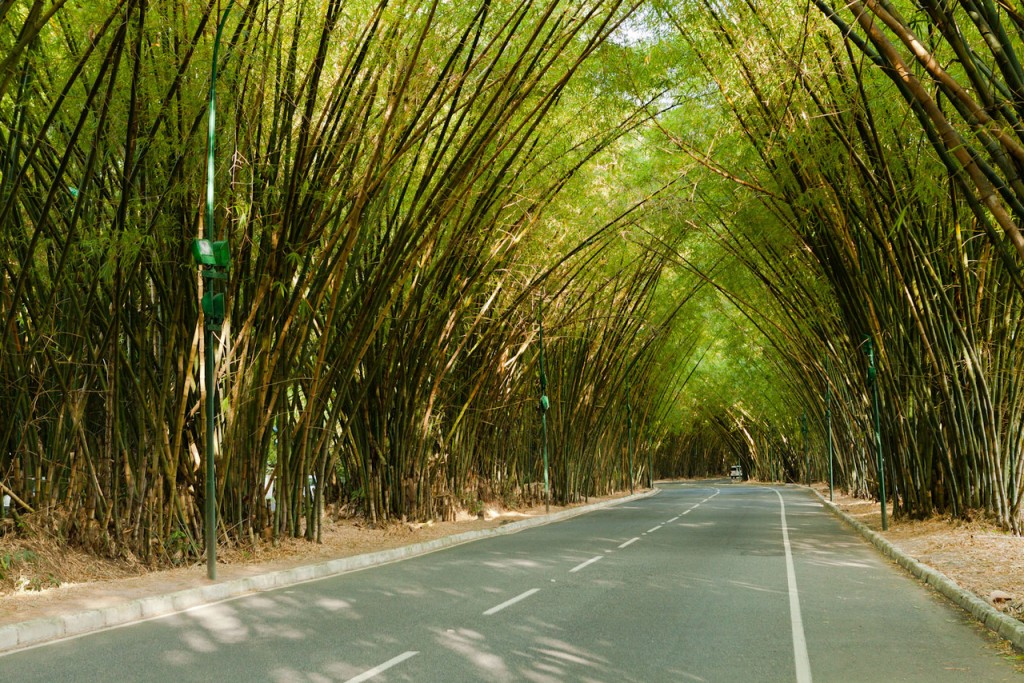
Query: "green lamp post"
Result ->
[[801, 409, 809, 486], [826, 356, 834, 502], [191, 2, 233, 581], [864, 337, 888, 531], [537, 297, 551, 514], [626, 377, 634, 494]]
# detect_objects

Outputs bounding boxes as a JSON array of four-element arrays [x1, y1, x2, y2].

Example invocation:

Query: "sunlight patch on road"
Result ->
[[189, 603, 249, 644]]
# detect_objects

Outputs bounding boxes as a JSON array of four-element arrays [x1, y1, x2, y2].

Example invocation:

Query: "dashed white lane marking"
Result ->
[[677, 490, 718, 517], [699, 490, 721, 505], [775, 490, 812, 683], [483, 588, 541, 616], [647, 525, 662, 533], [345, 651, 419, 683], [569, 556, 604, 573], [618, 537, 640, 549]]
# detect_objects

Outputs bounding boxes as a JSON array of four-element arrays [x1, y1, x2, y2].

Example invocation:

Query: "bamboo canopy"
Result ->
[[2, 0, 1023, 566]]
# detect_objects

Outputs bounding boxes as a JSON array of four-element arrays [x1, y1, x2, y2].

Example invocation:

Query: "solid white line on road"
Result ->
[[775, 489, 812, 683], [569, 556, 604, 573], [647, 525, 662, 533], [483, 588, 541, 615], [345, 651, 419, 683], [618, 537, 640, 549]]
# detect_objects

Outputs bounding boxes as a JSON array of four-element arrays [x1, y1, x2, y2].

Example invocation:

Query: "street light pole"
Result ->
[[626, 377, 634, 494], [646, 447, 653, 488], [865, 337, 888, 531], [537, 297, 550, 514], [801, 409, 809, 486], [195, 2, 234, 581], [826, 356, 834, 502]]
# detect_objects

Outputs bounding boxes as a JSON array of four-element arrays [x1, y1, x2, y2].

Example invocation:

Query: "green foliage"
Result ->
[[0, 549, 38, 582], [7, 0, 1023, 562]]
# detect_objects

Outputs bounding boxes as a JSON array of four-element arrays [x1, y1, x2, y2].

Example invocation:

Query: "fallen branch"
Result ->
[[0, 481, 34, 515]]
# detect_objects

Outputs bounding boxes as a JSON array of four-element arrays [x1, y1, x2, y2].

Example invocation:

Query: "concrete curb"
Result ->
[[811, 488, 1024, 652], [0, 489, 658, 654]]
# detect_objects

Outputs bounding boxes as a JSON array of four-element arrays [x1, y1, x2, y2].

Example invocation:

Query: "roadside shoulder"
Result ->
[[811, 488, 1024, 652], [0, 489, 658, 655]]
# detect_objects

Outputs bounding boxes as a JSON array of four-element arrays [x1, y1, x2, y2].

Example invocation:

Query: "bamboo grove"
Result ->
[[0, 0, 688, 563], [5, 0, 1024, 567], [650, 0, 1024, 533]]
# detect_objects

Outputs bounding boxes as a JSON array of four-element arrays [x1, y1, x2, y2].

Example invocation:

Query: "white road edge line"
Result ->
[[345, 651, 419, 683], [618, 537, 640, 549], [569, 556, 604, 573], [775, 489, 813, 683], [483, 588, 541, 616], [647, 525, 663, 533]]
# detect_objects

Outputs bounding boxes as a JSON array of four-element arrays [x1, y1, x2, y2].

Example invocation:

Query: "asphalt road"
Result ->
[[2, 482, 1021, 681]]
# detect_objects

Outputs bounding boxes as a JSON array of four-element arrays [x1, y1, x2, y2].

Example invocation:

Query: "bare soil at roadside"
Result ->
[[0, 492, 635, 627]]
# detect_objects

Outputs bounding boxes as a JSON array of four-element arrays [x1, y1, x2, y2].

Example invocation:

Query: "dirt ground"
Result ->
[[812, 483, 1024, 623], [2, 483, 1022, 631], [0, 495, 627, 628]]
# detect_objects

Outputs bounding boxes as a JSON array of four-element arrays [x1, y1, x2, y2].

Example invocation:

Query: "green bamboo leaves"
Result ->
[[0, 0, 680, 561], [656, 0, 1024, 532]]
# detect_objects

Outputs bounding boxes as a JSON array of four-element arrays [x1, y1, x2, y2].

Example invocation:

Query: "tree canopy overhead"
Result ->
[[2, 0, 1023, 564]]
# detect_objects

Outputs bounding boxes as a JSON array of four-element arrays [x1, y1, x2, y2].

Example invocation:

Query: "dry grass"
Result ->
[[0, 514, 143, 594]]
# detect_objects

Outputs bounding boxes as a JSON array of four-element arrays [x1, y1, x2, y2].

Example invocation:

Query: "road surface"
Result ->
[[2, 482, 1020, 681]]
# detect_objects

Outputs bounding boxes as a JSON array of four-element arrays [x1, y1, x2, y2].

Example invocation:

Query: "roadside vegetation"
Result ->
[[2, 0, 1023, 568]]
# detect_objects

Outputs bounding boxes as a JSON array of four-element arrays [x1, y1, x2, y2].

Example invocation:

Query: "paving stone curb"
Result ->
[[811, 488, 1024, 652], [0, 489, 657, 655]]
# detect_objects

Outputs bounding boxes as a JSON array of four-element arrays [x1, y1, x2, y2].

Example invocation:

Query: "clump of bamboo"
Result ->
[[1, 0, 693, 561], [657, 0, 1024, 531]]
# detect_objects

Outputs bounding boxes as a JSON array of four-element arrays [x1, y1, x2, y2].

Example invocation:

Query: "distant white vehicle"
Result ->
[[729, 465, 743, 482]]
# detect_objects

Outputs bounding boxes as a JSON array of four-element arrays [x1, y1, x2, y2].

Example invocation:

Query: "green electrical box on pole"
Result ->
[[537, 298, 551, 514], [191, 1, 233, 581], [865, 337, 888, 531]]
